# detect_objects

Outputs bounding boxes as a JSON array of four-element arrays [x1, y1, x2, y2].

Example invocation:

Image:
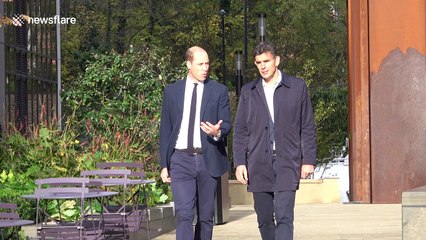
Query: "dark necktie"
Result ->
[[187, 83, 198, 151]]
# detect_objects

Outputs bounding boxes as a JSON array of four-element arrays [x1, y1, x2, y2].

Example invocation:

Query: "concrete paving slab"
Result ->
[[154, 203, 402, 240]]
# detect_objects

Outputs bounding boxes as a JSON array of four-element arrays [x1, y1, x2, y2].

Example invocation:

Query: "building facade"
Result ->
[[0, 0, 58, 133]]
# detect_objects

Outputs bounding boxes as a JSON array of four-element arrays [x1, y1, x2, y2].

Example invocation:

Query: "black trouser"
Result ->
[[253, 191, 296, 240]]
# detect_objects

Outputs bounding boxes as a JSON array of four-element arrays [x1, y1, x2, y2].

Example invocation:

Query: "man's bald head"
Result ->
[[185, 46, 210, 82], [185, 46, 207, 63]]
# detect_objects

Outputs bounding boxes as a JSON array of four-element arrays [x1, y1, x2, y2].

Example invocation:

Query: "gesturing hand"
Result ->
[[200, 120, 222, 137]]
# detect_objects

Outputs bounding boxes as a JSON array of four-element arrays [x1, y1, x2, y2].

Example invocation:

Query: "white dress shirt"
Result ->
[[175, 76, 204, 149], [262, 71, 282, 150]]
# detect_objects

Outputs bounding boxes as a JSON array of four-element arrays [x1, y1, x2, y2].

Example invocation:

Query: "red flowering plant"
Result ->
[[0, 47, 185, 223]]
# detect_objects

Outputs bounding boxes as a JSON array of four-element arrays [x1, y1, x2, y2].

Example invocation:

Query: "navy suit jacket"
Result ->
[[159, 78, 231, 177], [233, 71, 317, 192]]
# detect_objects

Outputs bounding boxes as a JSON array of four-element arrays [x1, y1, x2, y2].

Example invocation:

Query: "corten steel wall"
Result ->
[[369, 0, 426, 203], [347, 0, 371, 203], [348, 0, 426, 203]]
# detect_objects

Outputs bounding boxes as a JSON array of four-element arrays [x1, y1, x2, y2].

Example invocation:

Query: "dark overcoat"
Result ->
[[233, 70, 317, 192]]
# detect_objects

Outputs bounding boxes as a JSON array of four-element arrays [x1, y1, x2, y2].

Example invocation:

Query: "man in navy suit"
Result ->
[[159, 46, 231, 240], [233, 42, 317, 240]]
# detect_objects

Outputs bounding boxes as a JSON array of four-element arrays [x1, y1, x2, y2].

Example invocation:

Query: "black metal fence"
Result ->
[[1, 0, 57, 132]]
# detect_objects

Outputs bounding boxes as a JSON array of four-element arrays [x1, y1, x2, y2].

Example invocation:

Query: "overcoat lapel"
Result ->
[[254, 79, 268, 111]]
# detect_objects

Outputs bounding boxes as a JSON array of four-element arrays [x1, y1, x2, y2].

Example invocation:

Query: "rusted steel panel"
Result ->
[[369, 0, 426, 203], [347, 0, 372, 203], [369, 0, 426, 73]]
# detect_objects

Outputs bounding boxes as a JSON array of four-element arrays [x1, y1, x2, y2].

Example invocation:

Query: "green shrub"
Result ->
[[0, 47, 185, 221], [62, 46, 185, 172]]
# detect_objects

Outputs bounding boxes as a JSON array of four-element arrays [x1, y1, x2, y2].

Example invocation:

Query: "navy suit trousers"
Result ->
[[170, 151, 217, 240], [253, 191, 296, 240]]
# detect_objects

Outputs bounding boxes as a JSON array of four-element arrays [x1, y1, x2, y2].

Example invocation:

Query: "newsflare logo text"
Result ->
[[1, 14, 76, 27]]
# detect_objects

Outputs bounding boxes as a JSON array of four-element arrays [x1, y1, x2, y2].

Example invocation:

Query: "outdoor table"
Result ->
[[86, 178, 155, 209], [0, 219, 34, 240], [21, 190, 119, 224], [22, 190, 119, 239], [22, 190, 118, 200], [0, 219, 34, 228]]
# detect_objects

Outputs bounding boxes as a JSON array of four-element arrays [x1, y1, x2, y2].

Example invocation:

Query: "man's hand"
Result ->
[[235, 165, 248, 185], [161, 168, 171, 183], [301, 164, 314, 179], [200, 120, 222, 137]]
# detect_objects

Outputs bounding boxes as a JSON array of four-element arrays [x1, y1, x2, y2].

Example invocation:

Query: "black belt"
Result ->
[[175, 148, 203, 155]]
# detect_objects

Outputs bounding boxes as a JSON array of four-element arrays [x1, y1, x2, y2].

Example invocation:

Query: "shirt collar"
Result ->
[[186, 75, 205, 86], [262, 71, 281, 88]]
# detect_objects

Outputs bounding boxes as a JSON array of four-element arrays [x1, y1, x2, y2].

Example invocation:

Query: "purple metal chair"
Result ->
[[34, 177, 104, 240], [0, 202, 34, 240], [96, 162, 152, 237], [96, 162, 145, 180], [81, 169, 132, 239]]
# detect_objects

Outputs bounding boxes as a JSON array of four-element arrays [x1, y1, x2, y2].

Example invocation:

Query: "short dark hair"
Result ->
[[253, 42, 277, 58]]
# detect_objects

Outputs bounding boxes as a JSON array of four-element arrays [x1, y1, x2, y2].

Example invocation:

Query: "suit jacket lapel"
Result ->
[[201, 79, 212, 119], [176, 80, 186, 120]]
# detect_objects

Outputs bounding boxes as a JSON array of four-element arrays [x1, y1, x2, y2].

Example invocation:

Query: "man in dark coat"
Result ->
[[160, 46, 231, 240], [233, 42, 317, 240]]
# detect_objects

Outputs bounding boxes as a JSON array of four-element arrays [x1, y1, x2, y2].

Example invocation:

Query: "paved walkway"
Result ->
[[154, 203, 402, 240]]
